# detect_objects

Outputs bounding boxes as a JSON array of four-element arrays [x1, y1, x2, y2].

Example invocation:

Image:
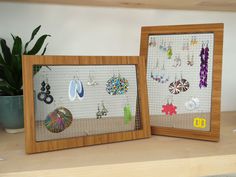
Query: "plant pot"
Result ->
[[0, 95, 24, 133]]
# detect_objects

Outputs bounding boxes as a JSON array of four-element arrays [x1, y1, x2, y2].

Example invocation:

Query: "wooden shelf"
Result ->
[[0, 112, 236, 177], [0, 0, 236, 12]]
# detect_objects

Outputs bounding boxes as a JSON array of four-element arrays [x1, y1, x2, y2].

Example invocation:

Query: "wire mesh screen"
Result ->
[[147, 33, 214, 131], [33, 65, 141, 142]]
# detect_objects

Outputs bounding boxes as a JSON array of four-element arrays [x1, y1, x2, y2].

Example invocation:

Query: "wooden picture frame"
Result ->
[[140, 23, 223, 141], [22, 56, 150, 153]]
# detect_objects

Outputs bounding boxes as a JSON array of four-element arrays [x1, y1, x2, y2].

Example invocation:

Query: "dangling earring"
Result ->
[[159, 63, 169, 84], [167, 43, 173, 59], [151, 58, 160, 82], [123, 96, 132, 124], [101, 101, 108, 116], [199, 41, 209, 88], [96, 104, 102, 119], [87, 71, 98, 86], [38, 80, 46, 101], [106, 72, 129, 95], [44, 81, 54, 104], [38, 74, 53, 104], [169, 74, 181, 94], [68, 76, 77, 102], [179, 73, 190, 92], [162, 97, 177, 116]]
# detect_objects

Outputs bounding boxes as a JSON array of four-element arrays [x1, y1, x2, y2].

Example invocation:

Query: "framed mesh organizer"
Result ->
[[140, 23, 223, 141], [22, 56, 150, 153]]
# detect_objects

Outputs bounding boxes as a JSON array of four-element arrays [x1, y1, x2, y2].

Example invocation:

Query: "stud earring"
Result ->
[[96, 104, 102, 119]]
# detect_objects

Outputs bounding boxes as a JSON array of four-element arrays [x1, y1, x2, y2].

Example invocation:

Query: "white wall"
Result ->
[[0, 2, 235, 111]]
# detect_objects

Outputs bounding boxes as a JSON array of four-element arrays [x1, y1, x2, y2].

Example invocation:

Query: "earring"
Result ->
[[169, 75, 181, 94], [68, 77, 77, 102], [45, 106, 73, 133], [44, 83, 54, 104], [199, 41, 209, 88], [187, 54, 194, 66], [167, 43, 173, 59], [37, 81, 46, 101], [173, 55, 181, 67], [179, 74, 190, 92], [124, 96, 132, 124], [159, 64, 169, 84], [106, 73, 129, 95], [38, 76, 53, 104], [96, 104, 102, 119], [76, 79, 85, 100], [87, 72, 98, 86], [162, 98, 177, 116], [151, 58, 161, 82], [101, 101, 108, 116]]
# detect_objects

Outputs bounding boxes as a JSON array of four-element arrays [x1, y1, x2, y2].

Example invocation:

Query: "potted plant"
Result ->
[[0, 25, 51, 133]]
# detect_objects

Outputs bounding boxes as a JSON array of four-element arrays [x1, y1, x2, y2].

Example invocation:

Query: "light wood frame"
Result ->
[[140, 23, 224, 141], [22, 55, 151, 153]]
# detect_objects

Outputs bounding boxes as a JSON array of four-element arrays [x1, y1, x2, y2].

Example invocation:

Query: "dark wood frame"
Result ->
[[140, 23, 224, 141], [22, 55, 151, 153]]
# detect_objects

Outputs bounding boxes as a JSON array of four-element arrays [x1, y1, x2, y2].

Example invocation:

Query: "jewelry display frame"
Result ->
[[22, 55, 151, 153], [140, 23, 223, 141]]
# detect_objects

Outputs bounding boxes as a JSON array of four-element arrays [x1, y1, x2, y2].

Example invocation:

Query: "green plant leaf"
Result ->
[[26, 34, 51, 55], [41, 43, 48, 55], [12, 36, 22, 56], [24, 25, 41, 54], [0, 65, 16, 89], [0, 53, 6, 65], [0, 38, 12, 65]]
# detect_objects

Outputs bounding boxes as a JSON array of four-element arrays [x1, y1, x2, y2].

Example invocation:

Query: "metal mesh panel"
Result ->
[[33, 65, 141, 141], [147, 33, 214, 131]]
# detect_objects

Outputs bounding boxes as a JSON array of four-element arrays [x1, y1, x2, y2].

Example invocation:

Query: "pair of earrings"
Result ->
[[169, 75, 190, 94], [182, 40, 190, 50], [191, 36, 198, 46], [162, 98, 177, 116], [149, 37, 157, 47], [187, 54, 194, 66], [172, 55, 181, 67], [185, 97, 200, 111], [106, 73, 129, 95], [37, 80, 54, 104], [68, 76, 84, 101], [96, 101, 108, 119], [199, 42, 209, 88]]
